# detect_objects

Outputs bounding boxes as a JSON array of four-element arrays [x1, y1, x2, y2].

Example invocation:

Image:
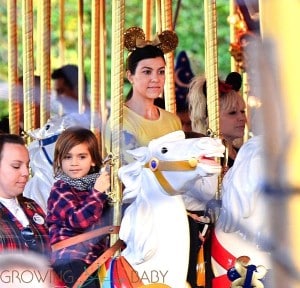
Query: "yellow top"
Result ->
[[106, 105, 182, 164]]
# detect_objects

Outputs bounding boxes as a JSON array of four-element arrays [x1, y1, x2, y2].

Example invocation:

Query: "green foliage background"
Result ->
[[0, 0, 230, 119]]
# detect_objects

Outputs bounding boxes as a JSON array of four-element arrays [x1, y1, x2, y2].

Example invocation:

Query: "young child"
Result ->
[[46, 127, 110, 288]]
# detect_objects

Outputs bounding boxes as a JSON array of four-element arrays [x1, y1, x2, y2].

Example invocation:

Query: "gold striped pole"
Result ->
[[143, 0, 153, 40], [7, 0, 19, 134], [110, 0, 125, 243], [203, 0, 222, 223], [155, 0, 162, 34], [22, 0, 35, 135], [259, 1, 300, 286], [59, 0, 65, 66], [78, 0, 85, 114], [161, 0, 176, 114], [99, 1, 107, 157], [228, 0, 237, 71], [91, 0, 102, 148], [204, 0, 219, 138], [39, 0, 51, 127], [204, 0, 221, 157]]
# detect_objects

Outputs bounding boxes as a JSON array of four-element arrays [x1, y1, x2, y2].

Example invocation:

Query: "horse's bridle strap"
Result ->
[[152, 170, 177, 195], [145, 157, 198, 172], [145, 157, 198, 195], [38, 134, 59, 147], [38, 134, 60, 166]]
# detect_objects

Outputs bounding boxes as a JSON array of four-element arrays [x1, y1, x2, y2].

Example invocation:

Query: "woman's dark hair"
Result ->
[[126, 45, 165, 100], [53, 127, 102, 177], [126, 45, 165, 74], [0, 134, 25, 160]]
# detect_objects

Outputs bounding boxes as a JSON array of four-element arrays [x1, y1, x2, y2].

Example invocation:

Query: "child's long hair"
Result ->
[[53, 127, 102, 177]]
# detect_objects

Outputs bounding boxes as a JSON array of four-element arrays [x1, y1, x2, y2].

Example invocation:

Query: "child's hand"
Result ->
[[94, 171, 110, 193]]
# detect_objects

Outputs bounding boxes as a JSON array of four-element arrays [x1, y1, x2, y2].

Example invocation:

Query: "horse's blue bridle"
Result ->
[[38, 134, 60, 166]]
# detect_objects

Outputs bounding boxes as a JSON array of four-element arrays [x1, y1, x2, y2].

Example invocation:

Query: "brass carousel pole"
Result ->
[[59, 0, 65, 66], [201, 1, 220, 286], [155, 0, 162, 34], [110, 0, 125, 244], [22, 0, 35, 136], [204, 0, 221, 185], [161, 0, 176, 114], [143, 0, 153, 40], [78, 0, 85, 114], [91, 0, 102, 148], [7, 0, 19, 134], [259, 1, 300, 286], [39, 0, 51, 127], [99, 1, 107, 157]]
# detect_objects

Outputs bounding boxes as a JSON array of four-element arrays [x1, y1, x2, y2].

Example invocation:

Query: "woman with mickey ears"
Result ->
[[106, 27, 182, 164], [0, 133, 50, 255]]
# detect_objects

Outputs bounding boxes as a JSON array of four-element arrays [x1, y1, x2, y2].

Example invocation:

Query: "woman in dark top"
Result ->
[[0, 133, 49, 255]]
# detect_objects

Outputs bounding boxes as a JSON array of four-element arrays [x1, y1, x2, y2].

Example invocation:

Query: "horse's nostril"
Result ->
[[45, 124, 50, 130]]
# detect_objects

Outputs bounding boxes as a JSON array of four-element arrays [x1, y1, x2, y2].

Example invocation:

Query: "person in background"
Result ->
[[0, 134, 49, 255], [18, 75, 41, 129], [0, 75, 41, 134], [46, 127, 110, 288], [189, 72, 247, 169], [51, 64, 90, 117], [0, 117, 9, 134], [185, 72, 247, 288], [174, 50, 196, 136]]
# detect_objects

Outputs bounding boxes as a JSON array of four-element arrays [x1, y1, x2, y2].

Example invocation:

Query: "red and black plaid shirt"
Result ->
[[46, 180, 110, 265], [0, 195, 50, 256]]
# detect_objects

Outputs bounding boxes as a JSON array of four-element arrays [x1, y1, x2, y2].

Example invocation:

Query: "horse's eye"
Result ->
[[45, 124, 50, 130], [161, 147, 168, 154]]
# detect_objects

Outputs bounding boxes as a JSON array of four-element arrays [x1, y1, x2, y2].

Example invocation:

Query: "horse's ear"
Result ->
[[126, 146, 150, 163]]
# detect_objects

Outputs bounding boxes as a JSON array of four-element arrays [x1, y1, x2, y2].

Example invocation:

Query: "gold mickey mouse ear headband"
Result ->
[[124, 26, 178, 54]]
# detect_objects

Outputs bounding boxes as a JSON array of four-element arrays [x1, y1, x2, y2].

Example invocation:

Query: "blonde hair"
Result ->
[[188, 75, 246, 134], [188, 75, 207, 134], [220, 89, 245, 112]]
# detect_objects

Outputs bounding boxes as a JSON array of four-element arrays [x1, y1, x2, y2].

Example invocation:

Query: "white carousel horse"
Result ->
[[212, 135, 273, 288], [23, 114, 90, 211], [117, 130, 225, 288]]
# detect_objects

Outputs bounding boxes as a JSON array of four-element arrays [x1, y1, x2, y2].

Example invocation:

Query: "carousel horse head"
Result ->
[[116, 130, 225, 287], [23, 114, 90, 211], [212, 135, 273, 288]]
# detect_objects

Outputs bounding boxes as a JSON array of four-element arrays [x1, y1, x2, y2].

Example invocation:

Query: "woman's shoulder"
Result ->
[[18, 195, 39, 205], [158, 108, 182, 127], [158, 107, 180, 120]]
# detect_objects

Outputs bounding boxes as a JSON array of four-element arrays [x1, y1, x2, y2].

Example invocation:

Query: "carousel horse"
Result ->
[[23, 113, 90, 211], [113, 130, 225, 288], [212, 135, 273, 288]]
